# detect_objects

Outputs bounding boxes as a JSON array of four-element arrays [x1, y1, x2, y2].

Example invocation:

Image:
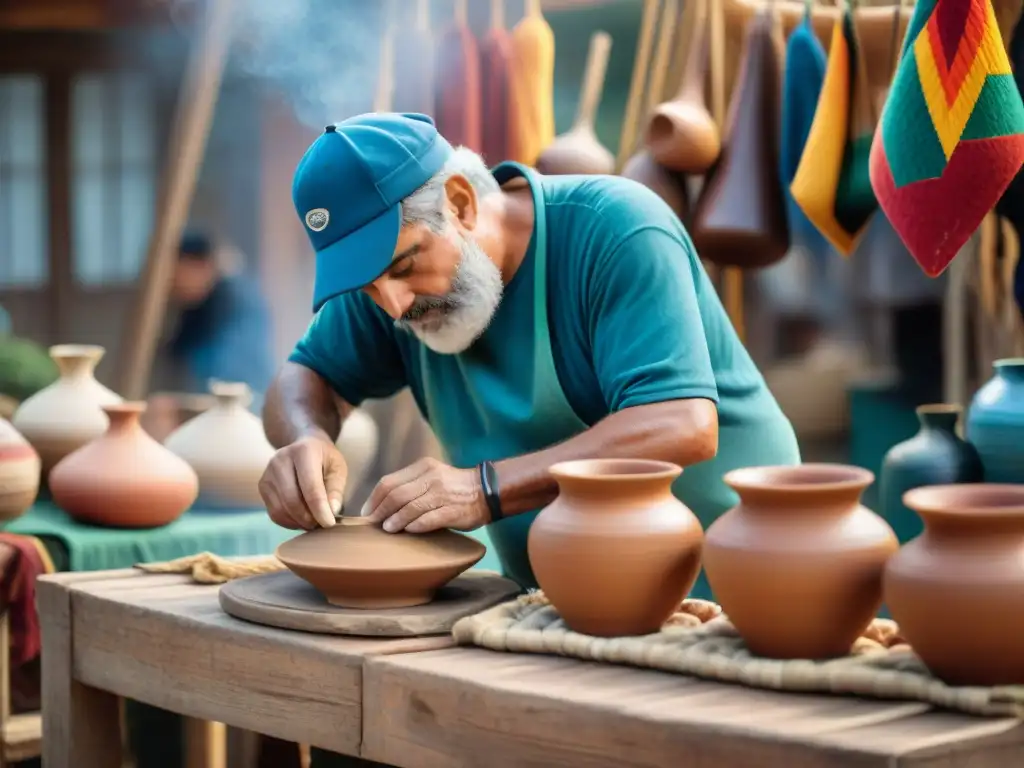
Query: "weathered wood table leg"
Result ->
[[38, 578, 122, 767]]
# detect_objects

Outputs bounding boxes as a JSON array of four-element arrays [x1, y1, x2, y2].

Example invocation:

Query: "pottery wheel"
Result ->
[[219, 569, 521, 637]]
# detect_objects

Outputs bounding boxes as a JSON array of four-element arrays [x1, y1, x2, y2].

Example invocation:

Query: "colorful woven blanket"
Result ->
[[870, 0, 1024, 277]]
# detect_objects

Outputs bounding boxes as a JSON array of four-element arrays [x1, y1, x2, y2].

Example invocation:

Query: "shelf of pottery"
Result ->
[[0, 344, 379, 528]]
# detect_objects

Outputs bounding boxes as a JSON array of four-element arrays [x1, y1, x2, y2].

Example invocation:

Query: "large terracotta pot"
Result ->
[[703, 464, 898, 659], [966, 358, 1024, 483], [884, 484, 1024, 686], [527, 459, 703, 637], [11, 344, 122, 475], [879, 404, 982, 545], [50, 402, 198, 528], [163, 381, 274, 509], [0, 417, 40, 521]]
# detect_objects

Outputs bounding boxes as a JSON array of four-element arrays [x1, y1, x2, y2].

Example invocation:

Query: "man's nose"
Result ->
[[372, 281, 413, 320]]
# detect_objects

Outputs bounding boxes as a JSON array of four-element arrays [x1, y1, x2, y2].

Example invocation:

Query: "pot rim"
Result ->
[[49, 343, 105, 359], [902, 484, 1024, 518], [724, 463, 874, 493], [549, 458, 682, 482], [915, 403, 962, 416], [994, 357, 1024, 369]]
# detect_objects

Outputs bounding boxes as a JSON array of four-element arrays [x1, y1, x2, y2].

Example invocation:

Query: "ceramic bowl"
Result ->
[[276, 517, 486, 609]]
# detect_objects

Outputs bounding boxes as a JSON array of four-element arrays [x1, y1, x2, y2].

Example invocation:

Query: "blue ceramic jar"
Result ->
[[879, 404, 983, 544], [966, 359, 1024, 483]]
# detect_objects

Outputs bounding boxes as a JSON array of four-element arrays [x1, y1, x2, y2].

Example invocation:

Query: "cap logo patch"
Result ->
[[305, 208, 330, 232]]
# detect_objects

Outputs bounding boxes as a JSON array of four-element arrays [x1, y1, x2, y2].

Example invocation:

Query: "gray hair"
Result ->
[[400, 147, 501, 233]]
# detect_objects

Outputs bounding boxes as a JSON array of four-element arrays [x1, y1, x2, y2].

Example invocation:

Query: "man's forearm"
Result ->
[[262, 362, 349, 448], [492, 399, 718, 517]]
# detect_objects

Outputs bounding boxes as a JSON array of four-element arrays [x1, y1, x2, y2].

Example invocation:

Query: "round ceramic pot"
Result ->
[[11, 344, 122, 475], [884, 484, 1024, 686], [50, 402, 198, 528], [966, 358, 1024, 483], [0, 417, 40, 521], [164, 381, 274, 509], [527, 459, 704, 637], [879, 404, 983, 544], [703, 463, 898, 659]]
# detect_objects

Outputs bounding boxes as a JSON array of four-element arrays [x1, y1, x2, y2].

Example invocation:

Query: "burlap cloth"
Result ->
[[136, 552, 285, 584], [451, 592, 1024, 718]]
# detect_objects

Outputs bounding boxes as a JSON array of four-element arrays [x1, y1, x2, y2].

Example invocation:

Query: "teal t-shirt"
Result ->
[[290, 173, 800, 525]]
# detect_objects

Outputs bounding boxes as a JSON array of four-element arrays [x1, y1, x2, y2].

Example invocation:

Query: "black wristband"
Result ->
[[478, 461, 503, 523]]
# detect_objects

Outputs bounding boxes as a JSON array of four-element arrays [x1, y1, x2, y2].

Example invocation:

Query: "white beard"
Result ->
[[395, 231, 504, 355]]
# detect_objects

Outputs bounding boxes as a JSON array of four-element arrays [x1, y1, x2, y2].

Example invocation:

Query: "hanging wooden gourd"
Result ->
[[870, 0, 1024, 277], [535, 31, 614, 175], [790, 1, 877, 257], [689, 7, 789, 269], [621, 0, 690, 220], [644, 0, 720, 174]]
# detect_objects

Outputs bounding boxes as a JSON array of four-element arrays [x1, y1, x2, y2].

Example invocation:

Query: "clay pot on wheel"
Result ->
[[50, 402, 198, 528], [0, 417, 40, 520], [884, 484, 1024, 686], [527, 459, 704, 637], [703, 464, 898, 659], [12, 344, 122, 475], [276, 517, 486, 608]]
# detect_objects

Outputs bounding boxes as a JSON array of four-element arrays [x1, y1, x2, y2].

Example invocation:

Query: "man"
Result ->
[[153, 231, 275, 402], [259, 112, 801, 595]]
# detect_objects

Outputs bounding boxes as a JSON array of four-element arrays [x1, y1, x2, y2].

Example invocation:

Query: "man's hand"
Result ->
[[259, 433, 348, 530], [362, 457, 490, 534]]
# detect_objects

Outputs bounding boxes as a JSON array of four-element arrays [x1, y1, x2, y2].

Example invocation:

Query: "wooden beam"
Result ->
[[117, 0, 235, 399]]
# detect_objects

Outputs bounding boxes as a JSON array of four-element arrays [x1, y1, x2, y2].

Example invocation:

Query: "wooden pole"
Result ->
[[117, 0, 236, 399]]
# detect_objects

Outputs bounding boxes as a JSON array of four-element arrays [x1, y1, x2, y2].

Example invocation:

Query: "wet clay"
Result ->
[[276, 517, 487, 609]]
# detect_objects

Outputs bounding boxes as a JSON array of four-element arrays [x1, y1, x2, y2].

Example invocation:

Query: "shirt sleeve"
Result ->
[[288, 292, 407, 406], [586, 225, 719, 412]]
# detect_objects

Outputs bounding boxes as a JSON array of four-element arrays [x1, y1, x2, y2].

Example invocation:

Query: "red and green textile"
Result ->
[[870, 0, 1024, 277]]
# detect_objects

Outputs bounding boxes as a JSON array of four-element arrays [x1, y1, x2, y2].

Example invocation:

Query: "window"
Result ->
[[0, 74, 49, 289], [71, 71, 157, 286]]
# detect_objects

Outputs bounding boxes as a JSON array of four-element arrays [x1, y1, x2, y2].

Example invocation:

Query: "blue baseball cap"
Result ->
[[292, 112, 454, 311]]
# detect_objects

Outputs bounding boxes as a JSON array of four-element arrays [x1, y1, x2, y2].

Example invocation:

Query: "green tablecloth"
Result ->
[[1, 501, 294, 571]]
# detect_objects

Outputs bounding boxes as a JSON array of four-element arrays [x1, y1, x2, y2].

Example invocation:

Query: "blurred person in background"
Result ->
[[145, 231, 275, 438]]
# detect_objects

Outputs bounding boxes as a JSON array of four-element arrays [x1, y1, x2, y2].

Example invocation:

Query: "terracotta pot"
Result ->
[[50, 402, 198, 528], [11, 344, 122, 475], [527, 459, 703, 637], [645, 0, 720, 174], [276, 517, 486, 608], [164, 381, 274, 509], [0, 417, 40, 521], [885, 484, 1024, 686], [704, 464, 898, 659]]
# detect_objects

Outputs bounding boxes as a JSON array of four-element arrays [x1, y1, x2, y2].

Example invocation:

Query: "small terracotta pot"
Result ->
[[704, 464, 898, 659], [885, 484, 1024, 686], [50, 402, 198, 528], [528, 459, 704, 637], [277, 517, 486, 608]]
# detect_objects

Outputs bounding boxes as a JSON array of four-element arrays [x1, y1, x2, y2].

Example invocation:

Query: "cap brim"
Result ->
[[312, 203, 401, 311]]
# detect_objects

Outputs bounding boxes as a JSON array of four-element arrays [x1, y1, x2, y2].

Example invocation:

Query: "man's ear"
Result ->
[[444, 174, 478, 230]]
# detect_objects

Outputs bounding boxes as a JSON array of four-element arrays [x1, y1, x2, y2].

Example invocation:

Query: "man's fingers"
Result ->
[[380, 492, 440, 533], [362, 458, 436, 516], [294, 450, 336, 528], [365, 477, 431, 525], [271, 462, 318, 530], [402, 507, 456, 534], [260, 485, 300, 530]]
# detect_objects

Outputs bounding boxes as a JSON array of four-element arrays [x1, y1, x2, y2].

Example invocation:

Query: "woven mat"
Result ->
[[452, 593, 1024, 718], [136, 552, 285, 584]]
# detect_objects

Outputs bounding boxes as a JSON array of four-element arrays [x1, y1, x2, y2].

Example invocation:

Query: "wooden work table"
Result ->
[[39, 570, 1024, 768]]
